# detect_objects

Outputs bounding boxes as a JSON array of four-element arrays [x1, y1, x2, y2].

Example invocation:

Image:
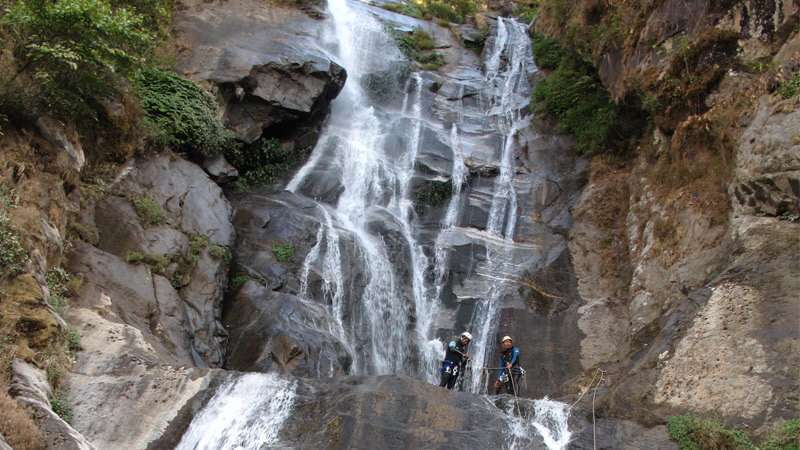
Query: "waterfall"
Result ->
[[465, 17, 536, 394], [505, 398, 572, 450], [187, 0, 571, 445], [175, 373, 297, 450]]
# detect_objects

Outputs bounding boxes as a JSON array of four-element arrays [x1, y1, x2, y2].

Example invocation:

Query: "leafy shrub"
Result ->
[[125, 250, 170, 273], [1, 0, 154, 119], [0, 211, 28, 278], [531, 34, 566, 70], [667, 415, 754, 450], [514, 0, 538, 23], [209, 244, 231, 264], [778, 72, 800, 99], [226, 137, 308, 191], [46, 267, 72, 312], [49, 391, 73, 424], [381, 0, 477, 24], [66, 328, 81, 353], [396, 29, 446, 71], [131, 194, 165, 226], [533, 56, 619, 154], [272, 242, 294, 263], [134, 67, 235, 156]]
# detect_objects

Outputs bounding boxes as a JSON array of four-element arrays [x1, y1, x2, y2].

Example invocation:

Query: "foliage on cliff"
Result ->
[[531, 34, 645, 154], [134, 67, 235, 156], [381, 0, 479, 24], [0, 0, 155, 120]]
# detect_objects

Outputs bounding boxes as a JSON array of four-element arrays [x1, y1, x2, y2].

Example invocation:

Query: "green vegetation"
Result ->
[[209, 244, 231, 264], [414, 179, 451, 209], [230, 274, 251, 290], [0, 211, 28, 279], [272, 242, 294, 263], [531, 36, 621, 154], [380, 0, 478, 24], [778, 72, 800, 99], [49, 391, 73, 424], [126, 250, 170, 273], [531, 34, 564, 70], [761, 419, 800, 450], [667, 416, 800, 450], [667, 416, 753, 450], [134, 67, 235, 156], [1, 0, 155, 120], [66, 328, 81, 353], [131, 194, 166, 226], [396, 29, 445, 71], [226, 137, 308, 191], [45, 267, 72, 313], [513, 0, 538, 23]]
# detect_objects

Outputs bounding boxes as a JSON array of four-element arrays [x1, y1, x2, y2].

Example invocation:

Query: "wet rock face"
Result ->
[[284, 376, 531, 449], [223, 282, 353, 377], [175, 0, 347, 143]]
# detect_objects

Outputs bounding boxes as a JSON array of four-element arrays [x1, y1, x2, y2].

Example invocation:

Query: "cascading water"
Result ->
[[182, 1, 573, 447], [175, 373, 297, 450], [463, 17, 535, 394]]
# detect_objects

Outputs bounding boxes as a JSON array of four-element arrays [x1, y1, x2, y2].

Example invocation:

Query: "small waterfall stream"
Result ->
[[179, 1, 573, 448]]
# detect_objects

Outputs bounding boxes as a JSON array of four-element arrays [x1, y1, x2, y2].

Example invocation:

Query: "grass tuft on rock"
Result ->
[[272, 242, 294, 263], [778, 72, 800, 99], [226, 137, 309, 191], [131, 194, 166, 226], [49, 391, 73, 424], [396, 29, 446, 71], [667, 416, 754, 450]]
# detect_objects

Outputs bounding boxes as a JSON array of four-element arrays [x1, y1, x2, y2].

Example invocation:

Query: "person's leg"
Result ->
[[439, 366, 450, 387], [446, 373, 458, 390]]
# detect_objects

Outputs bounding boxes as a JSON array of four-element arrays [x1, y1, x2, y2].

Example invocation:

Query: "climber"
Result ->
[[494, 335, 523, 395], [439, 331, 472, 390]]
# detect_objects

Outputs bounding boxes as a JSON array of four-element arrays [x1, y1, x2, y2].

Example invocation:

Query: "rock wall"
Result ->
[[533, 0, 800, 431]]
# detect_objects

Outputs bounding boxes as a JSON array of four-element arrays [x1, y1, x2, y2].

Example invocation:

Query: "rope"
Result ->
[[591, 370, 605, 450]]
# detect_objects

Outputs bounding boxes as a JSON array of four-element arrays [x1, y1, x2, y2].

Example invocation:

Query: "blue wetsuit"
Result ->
[[496, 346, 522, 395]]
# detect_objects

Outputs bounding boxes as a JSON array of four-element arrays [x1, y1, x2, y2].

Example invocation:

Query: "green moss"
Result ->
[[778, 72, 800, 99], [230, 274, 251, 290], [514, 0, 538, 24], [134, 67, 236, 156], [414, 179, 452, 209], [667, 416, 754, 450], [0, 211, 28, 279], [272, 242, 294, 263], [131, 195, 166, 226]]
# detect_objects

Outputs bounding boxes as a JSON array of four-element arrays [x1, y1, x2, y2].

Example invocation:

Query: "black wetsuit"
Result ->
[[439, 339, 469, 390]]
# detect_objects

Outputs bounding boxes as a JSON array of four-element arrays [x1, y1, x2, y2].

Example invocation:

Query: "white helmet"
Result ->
[[460, 332, 473, 341]]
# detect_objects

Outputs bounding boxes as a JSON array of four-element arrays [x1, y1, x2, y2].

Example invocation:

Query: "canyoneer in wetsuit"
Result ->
[[494, 335, 523, 395], [439, 332, 472, 390]]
